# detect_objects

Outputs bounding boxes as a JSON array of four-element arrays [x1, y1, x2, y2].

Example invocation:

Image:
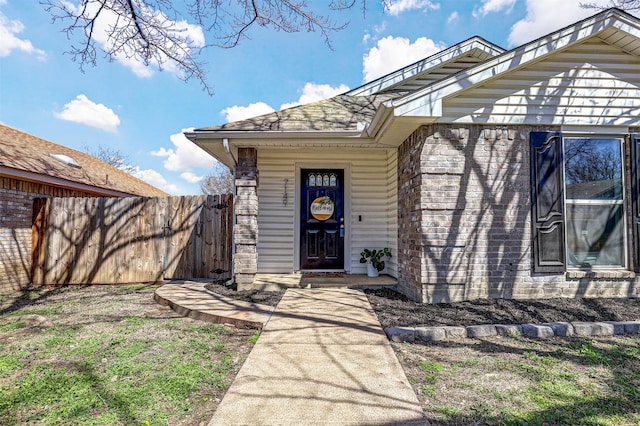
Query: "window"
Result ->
[[307, 171, 337, 188], [531, 132, 635, 273]]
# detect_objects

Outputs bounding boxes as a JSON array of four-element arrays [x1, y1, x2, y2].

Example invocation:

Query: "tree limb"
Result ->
[[42, 0, 389, 94]]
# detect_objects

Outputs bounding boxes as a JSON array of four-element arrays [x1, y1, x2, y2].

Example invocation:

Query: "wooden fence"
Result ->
[[31, 194, 233, 284]]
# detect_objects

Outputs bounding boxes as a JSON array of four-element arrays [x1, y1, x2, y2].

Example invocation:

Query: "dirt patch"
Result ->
[[204, 282, 285, 306]]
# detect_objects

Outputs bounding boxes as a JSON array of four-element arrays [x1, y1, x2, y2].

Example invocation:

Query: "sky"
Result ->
[[0, 0, 618, 195]]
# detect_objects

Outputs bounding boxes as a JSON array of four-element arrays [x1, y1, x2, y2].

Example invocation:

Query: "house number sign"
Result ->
[[310, 196, 334, 221]]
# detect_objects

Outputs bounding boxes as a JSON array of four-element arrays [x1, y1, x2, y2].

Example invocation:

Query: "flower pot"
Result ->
[[367, 263, 379, 278]]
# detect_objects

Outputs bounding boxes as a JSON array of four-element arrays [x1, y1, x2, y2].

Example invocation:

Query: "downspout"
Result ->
[[223, 138, 238, 168]]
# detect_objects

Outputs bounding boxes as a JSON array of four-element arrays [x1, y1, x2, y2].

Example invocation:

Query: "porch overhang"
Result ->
[[186, 113, 440, 168], [186, 128, 397, 170]]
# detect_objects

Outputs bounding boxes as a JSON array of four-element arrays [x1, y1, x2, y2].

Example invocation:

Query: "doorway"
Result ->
[[300, 169, 344, 270]]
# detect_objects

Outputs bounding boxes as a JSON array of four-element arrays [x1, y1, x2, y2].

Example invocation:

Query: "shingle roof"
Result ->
[[197, 94, 398, 133], [0, 124, 167, 197], [193, 38, 504, 135]]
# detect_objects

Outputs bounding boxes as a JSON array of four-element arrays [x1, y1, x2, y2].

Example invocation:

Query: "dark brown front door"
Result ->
[[300, 169, 344, 270]]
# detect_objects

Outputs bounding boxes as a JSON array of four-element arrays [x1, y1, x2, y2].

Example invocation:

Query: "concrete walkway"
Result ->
[[209, 288, 426, 425], [154, 281, 273, 329]]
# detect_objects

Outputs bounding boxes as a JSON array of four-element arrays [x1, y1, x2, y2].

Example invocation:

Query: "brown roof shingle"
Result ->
[[197, 94, 399, 133], [0, 124, 167, 197]]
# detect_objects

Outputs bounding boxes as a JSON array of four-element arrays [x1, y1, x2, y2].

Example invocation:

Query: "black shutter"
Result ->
[[631, 134, 640, 272], [530, 131, 565, 273]]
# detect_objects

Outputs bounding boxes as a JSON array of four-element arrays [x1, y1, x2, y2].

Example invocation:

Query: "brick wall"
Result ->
[[0, 177, 92, 291], [234, 148, 259, 289], [397, 124, 640, 303], [397, 128, 428, 302]]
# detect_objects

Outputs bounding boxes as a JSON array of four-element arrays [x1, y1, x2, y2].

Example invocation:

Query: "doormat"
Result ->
[[303, 273, 344, 278]]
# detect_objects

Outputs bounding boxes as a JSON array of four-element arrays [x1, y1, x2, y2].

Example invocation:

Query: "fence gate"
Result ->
[[31, 194, 233, 285]]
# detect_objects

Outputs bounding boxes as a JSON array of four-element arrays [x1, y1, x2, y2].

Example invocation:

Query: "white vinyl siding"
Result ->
[[256, 148, 397, 276], [255, 153, 296, 273], [442, 40, 640, 125], [385, 150, 398, 274]]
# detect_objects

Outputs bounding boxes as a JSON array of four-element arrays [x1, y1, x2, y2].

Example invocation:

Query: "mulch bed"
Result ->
[[365, 288, 640, 329], [205, 283, 640, 329]]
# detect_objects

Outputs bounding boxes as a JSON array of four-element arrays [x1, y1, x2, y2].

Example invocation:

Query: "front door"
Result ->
[[300, 169, 344, 270]]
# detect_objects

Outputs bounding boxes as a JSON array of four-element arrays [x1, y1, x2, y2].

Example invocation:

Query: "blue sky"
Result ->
[[0, 0, 614, 195]]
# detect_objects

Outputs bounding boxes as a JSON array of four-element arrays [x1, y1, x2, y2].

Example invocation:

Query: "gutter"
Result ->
[[188, 129, 364, 140], [364, 102, 394, 138], [0, 167, 140, 198]]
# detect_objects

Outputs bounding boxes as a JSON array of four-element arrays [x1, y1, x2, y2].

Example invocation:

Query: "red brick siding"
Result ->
[[0, 177, 94, 291]]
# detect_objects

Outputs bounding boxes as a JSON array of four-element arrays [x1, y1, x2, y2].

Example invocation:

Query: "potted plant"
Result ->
[[360, 248, 391, 277]]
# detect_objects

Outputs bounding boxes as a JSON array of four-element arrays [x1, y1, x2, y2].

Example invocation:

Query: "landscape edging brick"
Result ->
[[384, 321, 640, 343]]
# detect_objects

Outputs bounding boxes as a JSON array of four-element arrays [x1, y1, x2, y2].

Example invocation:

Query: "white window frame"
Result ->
[[562, 135, 627, 269]]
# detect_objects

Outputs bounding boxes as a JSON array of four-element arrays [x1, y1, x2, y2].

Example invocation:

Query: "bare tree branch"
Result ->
[[201, 163, 234, 194], [83, 144, 138, 174], [581, 0, 640, 11], [42, 1, 391, 95]]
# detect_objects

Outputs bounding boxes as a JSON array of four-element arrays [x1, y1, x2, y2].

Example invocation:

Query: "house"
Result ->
[[0, 124, 167, 291], [187, 8, 640, 303]]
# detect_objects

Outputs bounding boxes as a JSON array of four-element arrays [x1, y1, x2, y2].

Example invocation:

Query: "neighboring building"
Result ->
[[187, 8, 640, 302], [0, 124, 167, 291]]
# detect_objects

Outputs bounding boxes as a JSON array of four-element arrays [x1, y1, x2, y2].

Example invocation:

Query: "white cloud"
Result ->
[[220, 82, 349, 123], [363, 22, 387, 45], [280, 83, 349, 109], [151, 130, 215, 173], [363, 36, 446, 82], [473, 0, 517, 18], [221, 102, 276, 122], [132, 167, 180, 195], [447, 11, 459, 24], [387, 0, 440, 16], [54, 94, 120, 132], [508, 0, 609, 47], [0, 11, 46, 59], [180, 171, 202, 183], [64, 1, 204, 78]]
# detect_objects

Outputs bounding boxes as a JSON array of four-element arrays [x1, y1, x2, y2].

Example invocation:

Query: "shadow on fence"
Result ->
[[31, 194, 233, 285]]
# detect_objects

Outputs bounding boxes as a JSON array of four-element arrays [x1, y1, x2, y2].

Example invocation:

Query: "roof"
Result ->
[[347, 36, 505, 96], [188, 8, 640, 168], [389, 8, 640, 118], [197, 93, 397, 133], [193, 37, 503, 136], [0, 124, 168, 197]]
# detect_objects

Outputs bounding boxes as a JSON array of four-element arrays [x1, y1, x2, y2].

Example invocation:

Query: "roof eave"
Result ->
[[185, 132, 238, 170], [366, 102, 439, 147], [0, 166, 138, 197], [347, 36, 506, 96], [393, 8, 639, 118]]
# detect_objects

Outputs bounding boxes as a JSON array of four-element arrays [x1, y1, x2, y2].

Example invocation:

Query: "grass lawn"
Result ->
[[395, 335, 640, 425], [2, 285, 639, 425], [0, 285, 255, 425]]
